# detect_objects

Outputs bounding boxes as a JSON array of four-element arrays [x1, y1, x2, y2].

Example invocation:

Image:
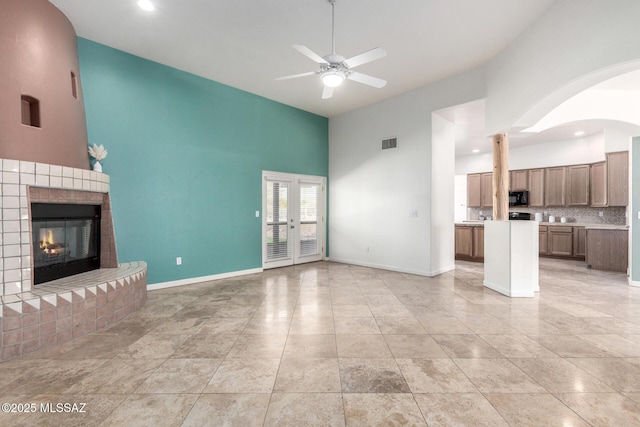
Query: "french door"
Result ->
[[262, 171, 326, 269]]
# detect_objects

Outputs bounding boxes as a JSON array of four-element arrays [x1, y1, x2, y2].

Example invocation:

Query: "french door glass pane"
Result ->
[[299, 183, 318, 256], [266, 181, 291, 260]]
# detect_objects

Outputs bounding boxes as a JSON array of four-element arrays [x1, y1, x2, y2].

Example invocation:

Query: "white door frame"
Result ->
[[262, 171, 326, 269]]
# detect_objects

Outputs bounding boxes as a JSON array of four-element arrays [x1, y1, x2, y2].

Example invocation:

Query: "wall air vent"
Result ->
[[381, 137, 397, 150]]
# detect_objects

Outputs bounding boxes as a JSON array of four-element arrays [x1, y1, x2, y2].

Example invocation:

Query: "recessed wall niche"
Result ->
[[71, 71, 78, 98], [21, 95, 40, 127]]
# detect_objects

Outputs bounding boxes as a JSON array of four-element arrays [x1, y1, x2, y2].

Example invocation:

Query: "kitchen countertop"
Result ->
[[456, 221, 628, 230]]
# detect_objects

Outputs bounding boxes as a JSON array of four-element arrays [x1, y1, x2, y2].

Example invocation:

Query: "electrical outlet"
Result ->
[[366, 246, 370, 252], [176, 257, 182, 265], [255, 211, 260, 218], [599, 211, 604, 217]]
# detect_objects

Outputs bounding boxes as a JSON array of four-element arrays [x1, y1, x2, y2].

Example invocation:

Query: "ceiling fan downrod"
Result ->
[[329, 0, 336, 55]]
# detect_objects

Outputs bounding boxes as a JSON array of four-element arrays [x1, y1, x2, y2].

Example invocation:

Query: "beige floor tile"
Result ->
[[6, 359, 108, 394], [263, 393, 344, 427], [376, 317, 427, 334], [511, 357, 615, 393], [334, 317, 381, 334], [530, 335, 616, 357], [431, 334, 504, 358], [384, 335, 448, 358], [417, 316, 475, 334], [396, 358, 477, 393], [204, 358, 280, 393], [181, 394, 270, 427], [135, 358, 221, 393], [282, 334, 337, 358], [197, 317, 250, 334], [414, 393, 509, 427], [116, 334, 190, 359], [243, 317, 292, 334], [148, 316, 209, 334], [274, 357, 341, 392], [557, 392, 640, 426], [332, 304, 373, 318], [66, 357, 165, 394], [485, 393, 591, 427], [99, 393, 198, 427], [453, 358, 546, 393], [336, 334, 392, 358], [288, 316, 335, 334], [170, 334, 237, 358], [343, 393, 427, 426], [339, 358, 410, 393], [226, 334, 287, 358], [480, 334, 559, 358], [577, 333, 640, 357], [567, 357, 640, 392]]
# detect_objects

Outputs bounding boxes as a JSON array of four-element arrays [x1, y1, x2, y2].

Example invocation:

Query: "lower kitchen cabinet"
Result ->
[[539, 225, 585, 260], [455, 226, 483, 261], [586, 229, 628, 272], [548, 226, 573, 256]]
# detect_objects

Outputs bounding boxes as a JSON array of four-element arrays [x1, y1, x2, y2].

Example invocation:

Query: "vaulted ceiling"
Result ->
[[50, 0, 556, 118]]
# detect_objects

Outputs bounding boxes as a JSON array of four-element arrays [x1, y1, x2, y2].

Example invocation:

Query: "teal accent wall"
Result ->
[[77, 38, 328, 284], [632, 137, 640, 284]]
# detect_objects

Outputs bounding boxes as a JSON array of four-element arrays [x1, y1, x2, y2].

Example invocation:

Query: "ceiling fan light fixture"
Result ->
[[322, 71, 345, 87]]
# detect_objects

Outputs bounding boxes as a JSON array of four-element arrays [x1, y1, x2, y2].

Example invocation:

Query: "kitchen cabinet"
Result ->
[[528, 169, 545, 207], [467, 172, 493, 209], [467, 174, 481, 208], [455, 225, 483, 261], [607, 151, 628, 206], [510, 170, 528, 191], [545, 167, 566, 206], [539, 225, 548, 254], [573, 227, 586, 257], [480, 172, 493, 208], [567, 164, 590, 206], [473, 227, 484, 259], [590, 162, 607, 207], [548, 226, 573, 257], [586, 228, 628, 272]]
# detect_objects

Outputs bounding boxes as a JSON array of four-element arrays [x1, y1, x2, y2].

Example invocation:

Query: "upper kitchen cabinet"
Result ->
[[566, 164, 590, 206], [528, 169, 545, 207], [480, 172, 493, 208], [467, 172, 493, 208], [545, 166, 566, 206], [590, 162, 607, 207], [510, 170, 528, 191], [467, 174, 481, 207], [606, 151, 628, 206]]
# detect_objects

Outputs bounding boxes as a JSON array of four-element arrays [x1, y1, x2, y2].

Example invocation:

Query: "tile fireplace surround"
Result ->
[[0, 158, 147, 361]]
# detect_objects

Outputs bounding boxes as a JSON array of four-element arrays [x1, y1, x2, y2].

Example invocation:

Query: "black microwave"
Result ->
[[509, 191, 528, 206]]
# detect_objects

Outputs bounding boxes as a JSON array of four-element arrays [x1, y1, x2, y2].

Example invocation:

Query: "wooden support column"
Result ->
[[492, 133, 509, 220]]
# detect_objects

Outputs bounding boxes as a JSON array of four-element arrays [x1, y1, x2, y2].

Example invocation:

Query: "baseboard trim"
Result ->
[[328, 257, 449, 277], [148, 267, 263, 291], [630, 278, 640, 287], [483, 279, 535, 298]]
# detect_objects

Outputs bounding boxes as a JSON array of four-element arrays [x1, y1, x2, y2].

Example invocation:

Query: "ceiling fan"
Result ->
[[276, 0, 387, 99]]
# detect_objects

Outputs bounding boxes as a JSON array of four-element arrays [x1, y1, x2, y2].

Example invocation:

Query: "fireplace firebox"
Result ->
[[32, 203, 101, 285]]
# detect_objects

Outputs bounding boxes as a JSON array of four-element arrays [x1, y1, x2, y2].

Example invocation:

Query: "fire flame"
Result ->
[[40, 229, 63, 254]]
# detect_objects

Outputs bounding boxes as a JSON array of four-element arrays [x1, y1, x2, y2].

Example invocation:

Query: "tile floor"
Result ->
[[1, 258, 640, 426]]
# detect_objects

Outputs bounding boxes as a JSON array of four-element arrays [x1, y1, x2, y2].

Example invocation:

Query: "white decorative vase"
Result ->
[[93, 160, 102, 172]]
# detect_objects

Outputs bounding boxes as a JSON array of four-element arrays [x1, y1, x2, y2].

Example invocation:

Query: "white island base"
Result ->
[[483, 221, 539, 298]]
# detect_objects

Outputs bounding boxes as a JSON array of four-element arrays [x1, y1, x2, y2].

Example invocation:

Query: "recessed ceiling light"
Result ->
[[137, 0, 155, 11], [472, 149, 480, 153], [574, 131, 585, 136]]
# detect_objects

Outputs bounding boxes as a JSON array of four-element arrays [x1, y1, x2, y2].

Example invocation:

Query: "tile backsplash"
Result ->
[[468, 206, 627, 225]]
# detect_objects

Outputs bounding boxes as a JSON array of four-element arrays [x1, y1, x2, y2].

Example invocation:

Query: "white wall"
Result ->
[[455, 133, 605, 175], [431, 113, 456, 275], [454, 175, 467, 223], [485, 0, 640, 134], [329, 67, 486, 276]]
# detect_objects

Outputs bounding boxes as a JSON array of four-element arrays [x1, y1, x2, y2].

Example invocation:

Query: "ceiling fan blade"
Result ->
[[275, 71, 317, 81], [343, 47, 387, 69], [293, 44, 329, 65], [347, 71, 387, 88], [322, 85, 334, 99]]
